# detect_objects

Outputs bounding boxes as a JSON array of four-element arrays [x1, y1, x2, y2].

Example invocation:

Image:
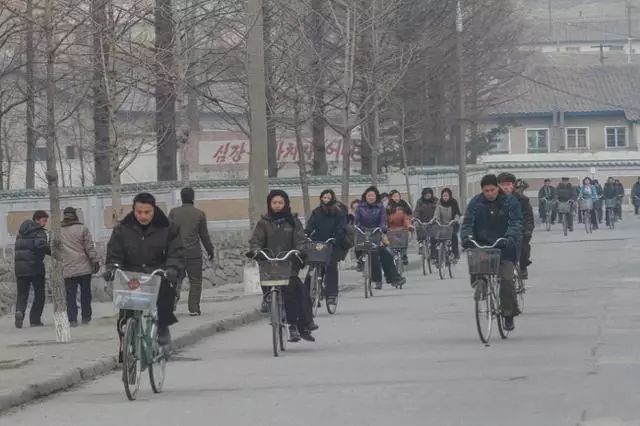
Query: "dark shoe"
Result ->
[[326, 295, 337, 306], [189, 310, 202, 317], [157, 326, 171, 346], [69, 321, 79, 328], [14, 312, 24, 329], [374, 281, 383, 290], [300, 330, 315, 342], [402, 257, 409, 266], [81, 318, 91, 325], [519, 268, 528, 280], [392, 277, 406, 288], [504, 316, 515, 331], [288, 325, 301, 342], [30, 322, 44, 327], [356, 261, 364, 273], [306, 321, 319, 331]]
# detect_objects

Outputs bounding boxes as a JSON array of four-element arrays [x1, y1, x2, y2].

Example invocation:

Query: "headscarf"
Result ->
[[267, 189, 293, 222], [319, 189, 340, 215], [439, 188, 461, 218], [420, 187, 436, 204]]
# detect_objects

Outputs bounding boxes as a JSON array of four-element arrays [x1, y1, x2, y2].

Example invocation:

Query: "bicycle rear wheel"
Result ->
[[447, 248, 456, 279], [474, 280, 492, 344], [310, 268, 321, 318], [271, 290, 281, 357], [278, 291, 287, 352], [122, 318, 142, 401], [438, 245, 445, 280], [515, 269, 525, 314], [149, 321, 166, 394], [562, 214, 568, 236]]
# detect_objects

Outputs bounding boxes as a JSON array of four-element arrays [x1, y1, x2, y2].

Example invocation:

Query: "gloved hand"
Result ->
[[102, 268, 115, 282], [245, 250, 256, 259], [92, 262, 100, 275], [165, 268, 179, 284], [461, 237, 475, 250], [496, 238, 514, 250]]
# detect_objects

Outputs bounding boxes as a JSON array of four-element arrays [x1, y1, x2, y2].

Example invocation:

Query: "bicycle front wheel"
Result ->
[[122, 318, 142, 400], [310, 268, 321, 318], [271, 290, 281, 357], [278, 291, 287, 352], [474, 280, 492, 344], [562, 214, 568, 236], [438, 245, 445, 280], [149, 321, 167, 394]]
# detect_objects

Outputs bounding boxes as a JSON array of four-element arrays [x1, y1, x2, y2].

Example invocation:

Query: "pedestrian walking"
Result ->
[[61, 207, 100, 326], [632, 177, 640, 215], [169, 188, 215, 316], [14, 210, 50, 329]]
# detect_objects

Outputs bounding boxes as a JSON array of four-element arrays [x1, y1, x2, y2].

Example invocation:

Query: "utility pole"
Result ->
[[456, 0, 467, 210], [591, 43, 612, 64], [246, 0, 269, 227], [548, 0, 553, 34], [627, 1, 634, 64]]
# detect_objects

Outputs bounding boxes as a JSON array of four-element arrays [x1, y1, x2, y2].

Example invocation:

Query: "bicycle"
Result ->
[[255, 250, 301, 357], [605, 198, 617, 229], [557, 200, 573, 236], [111, 267, 168, 401], [387, 229, 410, 288], [465, 238, 510, 345], [413, 218, 432, 275], [514, 264, 526, 314], [578, 197, 594, 234], [303, 238, 336, 316], [540, 198, 555, 231], [354, 227, 383, 299], [431, 220, 457, 280]]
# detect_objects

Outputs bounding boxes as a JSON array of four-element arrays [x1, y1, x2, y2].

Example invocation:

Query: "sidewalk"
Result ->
[[0, 268, 362, 414]]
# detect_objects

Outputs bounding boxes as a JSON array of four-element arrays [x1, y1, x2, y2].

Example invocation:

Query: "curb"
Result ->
[[0, 281, 363, 415], [0, 308, 266, 415]]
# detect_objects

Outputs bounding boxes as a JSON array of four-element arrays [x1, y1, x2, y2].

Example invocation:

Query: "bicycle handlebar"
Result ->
[[354, 226, 382, 234], [113, 267, 167, 283], [432, 219, 457, 227], [466, 238, 506, 249], [255, 250, 301, 262], [306, 237, 336, 244]]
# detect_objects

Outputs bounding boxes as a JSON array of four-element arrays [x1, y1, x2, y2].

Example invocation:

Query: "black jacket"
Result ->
[[413, 198, 438, 222], [556, 183, 576, 202], [106, 207, 185, 275], [603, 183, 618, 199], [249, 214, 306, 256], [538, 185, 556, 201], [14, 220, 50, 278], [461, 193, 523, 262], [305, 204, 346, 246], [515, 192, 535, 237]]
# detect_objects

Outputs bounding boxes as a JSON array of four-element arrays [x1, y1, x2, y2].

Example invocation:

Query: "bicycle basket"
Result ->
[[303, 241, 333, 265], [355, 229, 381, 252], [557, 201, 572, 214], [605, 198, 616, 208], [415, 222, 432, 241], [258, 260, 293, 287], [386, 230, 410, 249], [431, 223, 454, 241], [578, 198, 593, 211], [466, 249, 501, 275], [112, 270, 163, 311]]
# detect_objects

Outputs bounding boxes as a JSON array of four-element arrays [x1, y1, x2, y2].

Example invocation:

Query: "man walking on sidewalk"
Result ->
[[14, 210, 50, 328], [169, 187, 215, 316], [61, 207, 100, 327]]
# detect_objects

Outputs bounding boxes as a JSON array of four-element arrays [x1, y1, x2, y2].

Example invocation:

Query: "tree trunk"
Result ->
[[294, 97, 311, 219], [155, 0, 178, 181], [263, 1, 278, 178], [45, 0, 71, 342], [92, 0, 111, 185], [370, 104, 380, 187], [0, 98, 4, 190], [110, 158, 123, 227], [25, 0, 36, 189], [309, 0, 328, 175], [399, 102, 412, 206]]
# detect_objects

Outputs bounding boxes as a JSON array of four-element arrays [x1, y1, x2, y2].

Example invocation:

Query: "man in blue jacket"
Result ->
[[461, 174, 523, 331]]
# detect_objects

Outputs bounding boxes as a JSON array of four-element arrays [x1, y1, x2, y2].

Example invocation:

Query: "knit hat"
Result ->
[[63, 207, 78, 221]]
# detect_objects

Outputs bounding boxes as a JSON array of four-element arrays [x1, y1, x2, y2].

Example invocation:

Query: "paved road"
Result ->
[[4, 217, 640, 426]]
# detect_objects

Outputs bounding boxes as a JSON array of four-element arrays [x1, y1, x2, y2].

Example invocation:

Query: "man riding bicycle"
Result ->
[[105, 193, 185, 359], [461, 174, 523, 331], [538, 178, 557, 224], [556, 177, 576, 232], [497, 173, 534, 279], [603, 177, 618, 226]]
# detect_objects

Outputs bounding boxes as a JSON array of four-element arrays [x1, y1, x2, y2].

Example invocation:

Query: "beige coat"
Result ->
[[61, 221, 99, 279]]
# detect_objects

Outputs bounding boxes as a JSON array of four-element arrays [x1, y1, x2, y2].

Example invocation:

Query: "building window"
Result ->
[[35, 147, 48, 161], [606, 127, 627, 148], [65, 145, 77, 159], [566, 128, 588, 149], [526, 129, 549, 153]]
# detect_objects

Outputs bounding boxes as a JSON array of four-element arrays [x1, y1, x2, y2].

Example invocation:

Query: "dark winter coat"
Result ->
[[105, 207, 185, 275], [461, 193, 523, 262], [616, 183, 625, 197], [249, 214, 307, 257], [632, 182, 640, 203], [603, 183, 618, 199], [169, 203, 214, 259], [414, 198, 438, 222], [354, 202, 387, 231], [514, 192, 535, 237], [556, 183, 576, 202], [538, 185, 556, 201], [305, 204, 346, 246], [14, 220, 50, 278]]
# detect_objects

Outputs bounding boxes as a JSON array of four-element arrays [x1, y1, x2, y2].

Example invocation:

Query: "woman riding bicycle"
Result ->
[[578, 177, 599, 230], [433, 188, 461, 260], [387, 190, 414, 265], [248, 190, 316, 343], [304, 189, 346, 306], [355, 186, 406, 289]]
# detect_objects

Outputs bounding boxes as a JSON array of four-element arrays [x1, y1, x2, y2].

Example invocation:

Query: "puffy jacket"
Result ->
[[414, 198, 438, 222], [169, 203, 214, 260], [106, 207, 185, 275], [355, 202, 387, 231], [461, 193, 523, 262], [14, 220, 50, 278], [514, 192, 535, 237], [249, 214, 306, 275], [387, 202, 412, 230], [61, 220, 99, 279], [603, 183, 618, 199], [434, 202, 459, 224], [305, 204, 346, 246], [556, 183, 576, 202]]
